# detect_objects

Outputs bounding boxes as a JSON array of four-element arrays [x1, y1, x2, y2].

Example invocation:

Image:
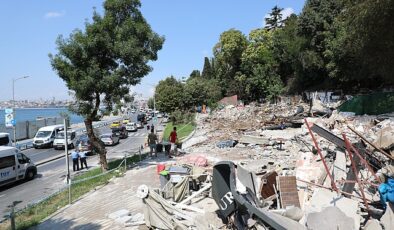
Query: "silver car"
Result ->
[[126, 122, 137, 132], [99, 133, 120, 146]]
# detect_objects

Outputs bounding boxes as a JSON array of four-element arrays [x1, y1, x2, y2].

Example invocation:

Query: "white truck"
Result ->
[[53, 130, 78, 150], [0, 146, 37, 186], [33, 125, 64, 148]]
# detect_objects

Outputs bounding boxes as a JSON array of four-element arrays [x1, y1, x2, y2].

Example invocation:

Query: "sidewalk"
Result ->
[[33, 155, 175, 230]]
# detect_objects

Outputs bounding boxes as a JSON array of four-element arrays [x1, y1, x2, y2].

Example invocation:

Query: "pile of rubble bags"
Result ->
[[135, 99, 394, 229]]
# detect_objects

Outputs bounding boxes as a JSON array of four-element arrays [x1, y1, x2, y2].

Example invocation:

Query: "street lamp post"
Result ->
[[12, 76, 29, 147]]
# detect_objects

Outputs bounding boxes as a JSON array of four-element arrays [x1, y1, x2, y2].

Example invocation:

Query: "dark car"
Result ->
[[137, 113, 147, 125], [111, 126, 128, 139], [76, 135, 93, 155]]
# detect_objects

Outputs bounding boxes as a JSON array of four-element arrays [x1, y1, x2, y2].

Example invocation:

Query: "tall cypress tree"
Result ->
[[201, 57, 213, 79]]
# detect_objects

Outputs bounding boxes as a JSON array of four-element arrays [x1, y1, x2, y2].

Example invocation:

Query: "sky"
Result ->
[[0, 0, 304, 101]]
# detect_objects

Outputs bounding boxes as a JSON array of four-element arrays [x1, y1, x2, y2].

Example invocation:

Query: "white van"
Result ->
[[0, 146, 37, 186], [0, 133, 12, 146], [33, 125, 64, 149], [53, 130, 77, 150]]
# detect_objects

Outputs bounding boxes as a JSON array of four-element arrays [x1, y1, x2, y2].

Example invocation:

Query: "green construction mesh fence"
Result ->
[[338, 92, 394, 115]]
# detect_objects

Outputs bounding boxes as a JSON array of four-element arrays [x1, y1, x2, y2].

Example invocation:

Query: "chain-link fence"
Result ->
[[338, 91, 394, 115], [0, 149, 146, 230]]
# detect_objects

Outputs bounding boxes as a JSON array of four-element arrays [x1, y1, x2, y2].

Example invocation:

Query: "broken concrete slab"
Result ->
[[374, 127, 394, 150], [364, 219, 382, 230], [107, 209, 130, 220], [306, 188, 360, 230], [333, 150, 347, 181], [114, 215, 132, 225], [380, 202, 394, 230], [239, 135, 269, 145], [306, 206, 354, 230]]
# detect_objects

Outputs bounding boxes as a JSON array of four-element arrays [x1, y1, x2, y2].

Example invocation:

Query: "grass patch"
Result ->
[[162, 122, 195, 142], [0, 153, 147, 230]]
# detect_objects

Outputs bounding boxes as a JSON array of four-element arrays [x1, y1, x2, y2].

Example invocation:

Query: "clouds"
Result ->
[[262, 7, 295, 27], [44, 11, 65, 19]]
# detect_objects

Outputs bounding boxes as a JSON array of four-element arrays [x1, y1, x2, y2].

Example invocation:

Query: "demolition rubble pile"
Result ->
[[130, 99, 394, 229]]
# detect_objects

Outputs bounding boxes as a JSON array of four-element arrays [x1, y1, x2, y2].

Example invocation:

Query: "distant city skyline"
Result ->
[[0, 0, 302, 101]]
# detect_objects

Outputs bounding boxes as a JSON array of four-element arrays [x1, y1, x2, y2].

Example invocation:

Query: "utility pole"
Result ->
[[64, 119, 71, 204], [12, 76, 29, 147]]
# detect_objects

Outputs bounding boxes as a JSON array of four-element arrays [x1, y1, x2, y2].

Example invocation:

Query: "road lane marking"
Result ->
[[0, 194, 5, 198]]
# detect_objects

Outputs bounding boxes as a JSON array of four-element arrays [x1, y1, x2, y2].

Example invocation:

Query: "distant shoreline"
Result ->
[[0, 107, 68, 110]]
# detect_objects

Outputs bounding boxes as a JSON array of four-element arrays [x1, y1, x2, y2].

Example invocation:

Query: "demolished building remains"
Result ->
[[115, 95, 394, 229]]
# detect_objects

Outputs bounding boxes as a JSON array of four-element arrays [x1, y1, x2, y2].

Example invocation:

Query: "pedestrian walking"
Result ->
[[79, 149, 88, 169], [71, 149, 80, 172], [169, 126, 178, 158], [147, 129, 158, 157]]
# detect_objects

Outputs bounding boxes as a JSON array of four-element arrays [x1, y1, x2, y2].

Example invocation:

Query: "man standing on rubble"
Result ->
[[169, 126, 177, 158]]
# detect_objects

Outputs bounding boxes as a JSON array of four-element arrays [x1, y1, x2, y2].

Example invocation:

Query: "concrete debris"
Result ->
[[134, 97, 394, 229], [306, 206, 355, 230], [239, 135, 269, 145], [306, 188, 360, 229], [364, 219, 382, 230], [107, 209, 130, 220], [380, 202, 394, 230]]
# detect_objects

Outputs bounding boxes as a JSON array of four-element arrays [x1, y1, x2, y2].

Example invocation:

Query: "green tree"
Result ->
[[201, 57, 213, 79], [49, 0, 164, 170], [265, 5, 284, 30], [271, 14, 304, 92], [147, 97, 155, 109], [188, 70, 201, 80], [327, 0, 394, 90], [183, 77, 208, 108], [213, 29, 248, 96], [155, 76, 184, 113], [239, 28, 284, 102], [295, 0, 344, 92]]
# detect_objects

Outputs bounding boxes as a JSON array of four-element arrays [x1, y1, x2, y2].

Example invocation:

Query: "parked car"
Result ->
[[126, 122, 137, 132], [111, 126, 128, 139], [77, 135, 93, 155], [53, 130, 77, 150], [0, 133, 12, 147], [99, 133, 120, 146], [131, 109, 136, 113], [157, 113, 163, 118], [110, 121, 121, 128]]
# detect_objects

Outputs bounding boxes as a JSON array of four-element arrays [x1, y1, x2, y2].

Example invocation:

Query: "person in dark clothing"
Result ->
[[79, 149, 88, 169], [71, 149, 80, 171], [147, 129, 158, 157]]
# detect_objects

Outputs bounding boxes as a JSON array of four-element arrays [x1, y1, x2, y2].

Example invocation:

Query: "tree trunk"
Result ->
[[85, 118, 108, 171]]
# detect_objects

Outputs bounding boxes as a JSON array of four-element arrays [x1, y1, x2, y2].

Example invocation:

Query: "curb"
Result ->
[[36, 154, 67, 166]]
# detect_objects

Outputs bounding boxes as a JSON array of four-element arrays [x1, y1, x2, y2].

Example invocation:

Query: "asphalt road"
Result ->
[[0, 113, 160, 218]]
